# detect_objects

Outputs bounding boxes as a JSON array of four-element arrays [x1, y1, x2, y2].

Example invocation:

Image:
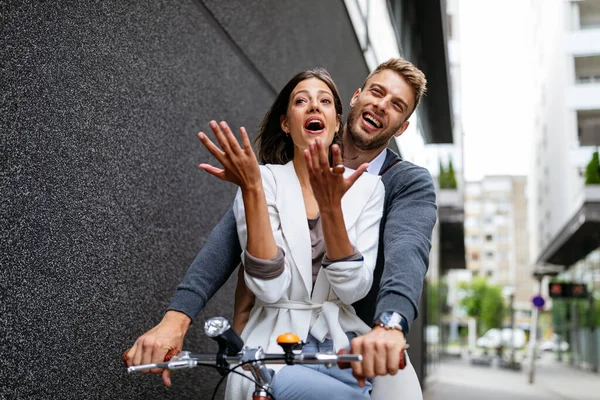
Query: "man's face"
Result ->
[[346, 69, 416, 151]]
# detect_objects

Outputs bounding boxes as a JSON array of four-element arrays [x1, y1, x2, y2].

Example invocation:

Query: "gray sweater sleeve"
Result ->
[[375, 164, 437, 327], [167, 206, 241, 321]]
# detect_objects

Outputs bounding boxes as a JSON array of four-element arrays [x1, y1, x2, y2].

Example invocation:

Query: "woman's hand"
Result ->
[[304, 139, 368, 213], [197, 120, 262, 192]]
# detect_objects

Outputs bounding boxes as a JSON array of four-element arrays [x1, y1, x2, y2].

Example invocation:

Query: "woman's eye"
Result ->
[[295, 98, 307, 104], [321, 98, 332, 104]]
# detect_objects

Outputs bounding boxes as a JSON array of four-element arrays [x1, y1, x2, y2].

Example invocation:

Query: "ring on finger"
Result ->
[[332, 164, 345, 175]]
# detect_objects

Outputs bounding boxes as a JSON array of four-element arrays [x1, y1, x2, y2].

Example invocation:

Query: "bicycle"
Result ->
[[125, 316, 406, 400]]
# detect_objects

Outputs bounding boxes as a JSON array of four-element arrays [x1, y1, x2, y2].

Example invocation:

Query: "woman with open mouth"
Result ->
[[197, 68, 385, 400]]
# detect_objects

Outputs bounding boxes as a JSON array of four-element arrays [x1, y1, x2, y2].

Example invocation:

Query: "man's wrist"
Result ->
[[163, 310, 192, 331], [374, 311, 408, 335], [372, 324, 406, 339]]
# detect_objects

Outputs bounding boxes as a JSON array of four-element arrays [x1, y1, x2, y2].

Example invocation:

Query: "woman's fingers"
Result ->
[[309, 142, 321, 172], [209, 120, 232, 154], [331, 144, 343, 167], [198, 163, 225, 180], [304, 149, 316, 176], [197, 132, 226, 162], [219, 121, 243, 156], [240, 127, 253, 154], [315, 139, 329, 168]]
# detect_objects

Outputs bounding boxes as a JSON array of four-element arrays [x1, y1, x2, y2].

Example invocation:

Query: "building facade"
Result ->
[[527, 0, 600, 372], [464, 176, 534, 313]]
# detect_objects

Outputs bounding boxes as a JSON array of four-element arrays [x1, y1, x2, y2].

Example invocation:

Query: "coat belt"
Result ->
[[255, 298, 351, 352]]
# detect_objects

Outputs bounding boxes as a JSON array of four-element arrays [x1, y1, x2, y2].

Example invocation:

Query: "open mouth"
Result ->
[[304, 117, 325, 133], [362, 112, 382, 129]]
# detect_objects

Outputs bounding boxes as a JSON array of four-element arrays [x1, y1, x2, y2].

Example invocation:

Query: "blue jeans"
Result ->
[[270, 333, 372, 400]]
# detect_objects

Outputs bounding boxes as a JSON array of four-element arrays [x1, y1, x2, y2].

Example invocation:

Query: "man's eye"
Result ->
[[372, 88, 382, 95]]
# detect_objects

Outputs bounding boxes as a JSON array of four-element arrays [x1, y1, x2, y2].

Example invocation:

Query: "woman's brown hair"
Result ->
[[255, 68, 343, 165]]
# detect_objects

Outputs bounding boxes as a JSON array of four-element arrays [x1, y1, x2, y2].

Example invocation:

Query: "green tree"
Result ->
[[459, 277, 505, 335], [447, 157, 458, 189], [438, 159, 448, 188], [585, 151, 600, 184]]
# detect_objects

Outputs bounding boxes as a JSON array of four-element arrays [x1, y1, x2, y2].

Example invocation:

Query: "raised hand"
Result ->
[[197, 120, 262, 191], [303, 138, 368, 213]]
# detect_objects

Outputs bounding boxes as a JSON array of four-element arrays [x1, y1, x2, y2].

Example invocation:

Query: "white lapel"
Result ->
[[265, 163, 314, 296], [340, 168, 380, 231]]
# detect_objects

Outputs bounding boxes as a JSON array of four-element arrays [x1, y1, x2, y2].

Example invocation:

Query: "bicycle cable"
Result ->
[[210, 357, 285, 400]]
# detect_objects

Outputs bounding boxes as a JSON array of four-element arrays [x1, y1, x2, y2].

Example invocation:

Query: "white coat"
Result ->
[[225, 161, 384, 400]]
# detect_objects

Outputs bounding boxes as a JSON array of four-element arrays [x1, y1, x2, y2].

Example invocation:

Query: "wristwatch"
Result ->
[[374, 311, 408, 335]]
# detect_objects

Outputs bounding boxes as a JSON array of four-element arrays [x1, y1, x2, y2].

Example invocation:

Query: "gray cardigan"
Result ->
[[168, 149, 437, 330]]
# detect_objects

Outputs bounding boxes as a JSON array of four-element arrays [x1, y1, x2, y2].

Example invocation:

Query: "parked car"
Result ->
[[476, 328, 527, 349], [540, 334, 569, 352]]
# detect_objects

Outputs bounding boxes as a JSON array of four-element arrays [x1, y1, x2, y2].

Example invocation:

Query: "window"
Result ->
[[485, 234, 493, 241]]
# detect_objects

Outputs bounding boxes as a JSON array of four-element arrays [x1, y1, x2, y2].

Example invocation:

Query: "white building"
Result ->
[[527, 0, 600, 371], [528, 0, 600, 276]]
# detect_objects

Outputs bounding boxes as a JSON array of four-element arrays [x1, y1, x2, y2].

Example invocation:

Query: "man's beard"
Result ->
[[346, 106, 397, 151]]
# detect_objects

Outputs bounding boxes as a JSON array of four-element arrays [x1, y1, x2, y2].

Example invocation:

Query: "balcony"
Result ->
[[567, 84, 600, 110], [535, 185, 600, 269], [438, 189, 466, 271], [567, 28, 600, 56]]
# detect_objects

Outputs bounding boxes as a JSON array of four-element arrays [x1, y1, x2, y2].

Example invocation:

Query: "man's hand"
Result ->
[[124, 311, 191, 387], [350, 326, 407, 388]]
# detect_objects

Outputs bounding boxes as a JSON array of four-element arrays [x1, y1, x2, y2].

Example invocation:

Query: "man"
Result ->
[[126, 57, 436, 397]]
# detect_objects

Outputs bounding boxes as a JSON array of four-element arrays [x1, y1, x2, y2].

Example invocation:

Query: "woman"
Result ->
[[197, 69, 384, 400]]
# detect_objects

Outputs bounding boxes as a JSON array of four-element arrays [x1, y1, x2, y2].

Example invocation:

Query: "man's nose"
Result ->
[[373, 96, 389, 113]]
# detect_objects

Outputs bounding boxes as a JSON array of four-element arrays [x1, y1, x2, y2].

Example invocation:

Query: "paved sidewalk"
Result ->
[[424, 355, 600, 400]]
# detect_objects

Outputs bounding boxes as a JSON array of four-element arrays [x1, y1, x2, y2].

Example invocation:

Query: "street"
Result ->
[[424, 354, 600, 400]]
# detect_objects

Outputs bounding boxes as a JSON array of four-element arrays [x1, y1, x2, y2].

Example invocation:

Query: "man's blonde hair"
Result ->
[[362, 57, 427, 114]]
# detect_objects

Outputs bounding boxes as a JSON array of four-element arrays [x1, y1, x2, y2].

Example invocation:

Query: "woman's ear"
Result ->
[[336, 114, 341, 133], [280, 115, 289, 134]]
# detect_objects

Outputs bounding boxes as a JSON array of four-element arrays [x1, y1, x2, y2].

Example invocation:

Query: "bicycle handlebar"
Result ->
[[125, 349, 362, 373]]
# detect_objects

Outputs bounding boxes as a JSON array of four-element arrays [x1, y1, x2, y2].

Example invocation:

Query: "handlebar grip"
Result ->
[[122, 348, 182, 368], [336, 348, 407, 370]]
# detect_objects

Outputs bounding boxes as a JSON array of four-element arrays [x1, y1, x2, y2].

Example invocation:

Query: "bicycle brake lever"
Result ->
[[122, 348, 182, 369]]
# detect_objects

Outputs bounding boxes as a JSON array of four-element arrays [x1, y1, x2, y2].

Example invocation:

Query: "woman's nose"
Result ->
[[309, 98, 320, 112]]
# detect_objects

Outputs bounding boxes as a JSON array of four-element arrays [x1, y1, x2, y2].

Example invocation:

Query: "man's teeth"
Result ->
[[364, 114, 381, 128]]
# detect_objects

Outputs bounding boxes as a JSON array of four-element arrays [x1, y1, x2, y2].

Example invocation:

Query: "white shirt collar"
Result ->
[[366, 148, 387, 175]]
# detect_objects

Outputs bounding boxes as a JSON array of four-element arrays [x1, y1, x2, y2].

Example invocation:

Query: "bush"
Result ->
[[585, 151, 600, 185]]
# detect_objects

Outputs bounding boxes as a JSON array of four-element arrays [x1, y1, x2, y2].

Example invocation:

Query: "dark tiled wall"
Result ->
[[0, 1, 368, 398]]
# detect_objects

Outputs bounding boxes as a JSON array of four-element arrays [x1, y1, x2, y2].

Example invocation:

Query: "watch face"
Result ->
[[381, 312, 401, 326]]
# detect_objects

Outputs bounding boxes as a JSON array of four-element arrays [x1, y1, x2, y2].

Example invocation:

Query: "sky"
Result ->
[[459, 0, 536, 181]]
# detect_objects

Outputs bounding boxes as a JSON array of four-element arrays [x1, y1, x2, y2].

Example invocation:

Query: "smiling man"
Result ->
[[126, 58, 436, 399]]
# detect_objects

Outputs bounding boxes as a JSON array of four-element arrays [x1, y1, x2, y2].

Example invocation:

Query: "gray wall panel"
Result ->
[[202, 0, 369, 107], [1, 0, 369, 398]]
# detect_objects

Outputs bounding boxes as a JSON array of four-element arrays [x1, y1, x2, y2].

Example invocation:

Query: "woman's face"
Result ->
[[280, 78, 340, 153]]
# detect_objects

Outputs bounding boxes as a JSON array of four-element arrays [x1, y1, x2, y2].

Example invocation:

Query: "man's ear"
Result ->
[[393, 120, 410, 138], [349, 88, 362, 107], [280, 115, 289, 134]]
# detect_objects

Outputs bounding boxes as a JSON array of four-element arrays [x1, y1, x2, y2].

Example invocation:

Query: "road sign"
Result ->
[[532, 295, 545, 308]]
